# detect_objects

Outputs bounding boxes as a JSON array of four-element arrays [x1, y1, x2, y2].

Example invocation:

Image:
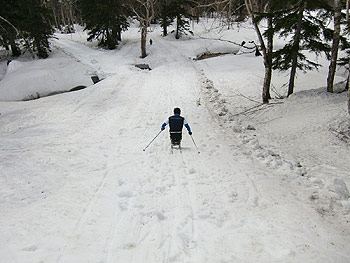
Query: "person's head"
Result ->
[[174, 108, 181, 115]]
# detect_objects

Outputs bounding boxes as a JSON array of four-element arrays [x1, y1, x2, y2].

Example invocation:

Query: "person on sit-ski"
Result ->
[[161, 108, 192, 146]]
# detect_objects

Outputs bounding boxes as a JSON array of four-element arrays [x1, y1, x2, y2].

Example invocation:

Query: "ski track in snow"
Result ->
[[0, 28, 350, 263]]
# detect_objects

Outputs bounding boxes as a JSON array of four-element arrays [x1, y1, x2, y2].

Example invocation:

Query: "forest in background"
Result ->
[[1, 0, 350, 108]]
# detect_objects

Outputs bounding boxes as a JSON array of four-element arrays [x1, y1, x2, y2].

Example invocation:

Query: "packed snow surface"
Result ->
[[0, 21, 349, 263]]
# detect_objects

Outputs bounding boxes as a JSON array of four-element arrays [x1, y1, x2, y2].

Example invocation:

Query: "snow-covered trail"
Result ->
[[0, 32, 349, 263]]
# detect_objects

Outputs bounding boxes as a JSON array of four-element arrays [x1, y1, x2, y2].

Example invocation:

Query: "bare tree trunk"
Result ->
[[61, 4, 67, 26], [50, 0, 59, 28], [288, 0, 304, 97], [9, 38, 21, 57], [130, 0, 155, 58], [163, 24, 168, 36], [175, 15, 181, 39], [263, 15, 273, 102], [68, 4, 75, 25], [116, 25, 122, 41], [348, 83, 350, 114], [348, 0, 350, 114], [227, 0, 232, 29], [327, 0, 341, 93], [244, 0, 272, 103], [141, 24, 147, 58]]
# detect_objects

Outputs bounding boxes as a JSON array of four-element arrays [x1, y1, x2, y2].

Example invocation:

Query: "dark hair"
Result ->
[[174, 107, 181, 114]]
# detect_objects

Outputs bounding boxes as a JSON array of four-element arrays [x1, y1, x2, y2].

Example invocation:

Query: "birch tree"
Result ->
[[244, 0, 273, 103], [129, 0, 157, 58]]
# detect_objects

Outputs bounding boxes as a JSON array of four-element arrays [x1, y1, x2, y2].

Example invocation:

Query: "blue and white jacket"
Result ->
[[161, 114, 191, 134]]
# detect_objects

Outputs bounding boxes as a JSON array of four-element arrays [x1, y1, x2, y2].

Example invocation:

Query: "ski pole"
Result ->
[[143, 130, 163, 152], [190, 135, 200, 154]]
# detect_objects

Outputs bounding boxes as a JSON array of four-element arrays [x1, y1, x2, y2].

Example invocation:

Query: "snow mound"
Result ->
[[6, 60, 24, 72], [333, 178, 350, 199], [200, 70, 305, 176], [0, 52, 93, 101], [329, 117, 350, 143]]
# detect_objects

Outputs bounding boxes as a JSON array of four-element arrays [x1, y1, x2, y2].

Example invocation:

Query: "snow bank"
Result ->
[[198, 47, 350, 218], [0, 50, 93, 101]]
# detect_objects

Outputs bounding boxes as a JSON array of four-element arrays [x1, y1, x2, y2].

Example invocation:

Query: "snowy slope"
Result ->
[[0, 22, 349, 263]]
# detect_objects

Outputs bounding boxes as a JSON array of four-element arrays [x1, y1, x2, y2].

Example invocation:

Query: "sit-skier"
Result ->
[[161, 108, 192, 146]]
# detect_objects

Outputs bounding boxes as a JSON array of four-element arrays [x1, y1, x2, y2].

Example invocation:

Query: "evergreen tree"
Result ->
[[0, 0, 23, 57], [0, 0, 53, 58], [20, 0, 54, 58], [272, 0, 333, 96], [77, 0, 129, 49], [158, 0, 174, 36], [170, 0, 195, 39]]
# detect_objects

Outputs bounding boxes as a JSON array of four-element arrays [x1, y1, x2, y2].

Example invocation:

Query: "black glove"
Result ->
[[189, 131, 192, 135]]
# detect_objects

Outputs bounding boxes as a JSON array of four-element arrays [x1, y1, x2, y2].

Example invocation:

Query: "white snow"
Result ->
[[0, 20, 349, 263], [0, 51, 93, 101]]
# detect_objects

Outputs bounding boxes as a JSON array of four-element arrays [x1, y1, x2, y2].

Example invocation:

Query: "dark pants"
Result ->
[[170, 133, 182, 145]]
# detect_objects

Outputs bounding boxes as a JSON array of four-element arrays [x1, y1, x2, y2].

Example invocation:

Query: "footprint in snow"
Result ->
[[156, 212, 166, 221], [118, 191, 134, 198], [188, 168, 196, 174], [22, 245, 38, 252], [118, 179, 125, 186], [118, 128, 126, 135], [119, 200, 129, 211], [123, 243, 136, 250]]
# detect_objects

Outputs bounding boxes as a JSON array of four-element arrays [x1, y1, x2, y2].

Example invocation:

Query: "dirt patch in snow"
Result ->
[[194, 52, 234, 61]]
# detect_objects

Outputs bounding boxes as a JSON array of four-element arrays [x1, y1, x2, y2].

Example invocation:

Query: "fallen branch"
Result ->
[[270, 84, 284, 99], [235, 91, 261, 104], [232, 101, 283, 117], [196, 35, 256, 50]]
